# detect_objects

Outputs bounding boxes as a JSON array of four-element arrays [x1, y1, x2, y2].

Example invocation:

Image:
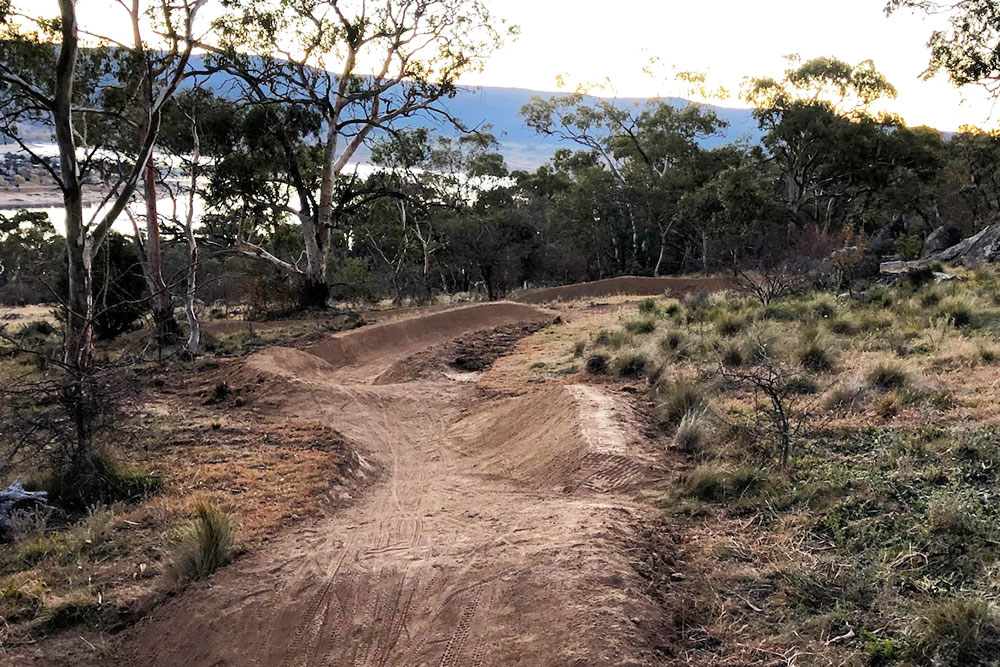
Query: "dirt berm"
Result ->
[[119, 300, 672, 667], [515, 275, 731, 304]]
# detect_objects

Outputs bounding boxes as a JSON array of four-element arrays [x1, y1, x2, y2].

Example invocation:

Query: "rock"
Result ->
[[2, 312, 21, 320], [936, 223, 1000, 265], [922, 224, 964, 258]]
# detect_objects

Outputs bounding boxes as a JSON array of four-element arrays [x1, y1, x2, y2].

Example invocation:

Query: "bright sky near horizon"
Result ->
[[64, 0, 999, 132], [467, 0, 997, 131]]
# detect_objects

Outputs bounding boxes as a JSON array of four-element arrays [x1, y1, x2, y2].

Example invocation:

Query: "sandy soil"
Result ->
[[515, 276, 733, 304], [115, 300, 673, 666]]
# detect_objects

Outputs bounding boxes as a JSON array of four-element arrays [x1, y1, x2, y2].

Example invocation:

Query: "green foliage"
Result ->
[[894, 233, 923, 261], [714, 312, 744, 337], [168, 505, 236, 584], [937, 297, 975, 328], [796, 329, 835, 373], [684, 464, 728, 501], [45, 452, 161, 512]]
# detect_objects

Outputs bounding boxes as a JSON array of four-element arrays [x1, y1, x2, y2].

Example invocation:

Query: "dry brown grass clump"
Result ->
[[167, 504, 236, 584]]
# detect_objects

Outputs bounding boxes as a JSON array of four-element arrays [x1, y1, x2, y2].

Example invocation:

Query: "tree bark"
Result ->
[[183, 118, 201, 357]]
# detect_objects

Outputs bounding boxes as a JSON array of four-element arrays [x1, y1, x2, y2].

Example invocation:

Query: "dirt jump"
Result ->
[[515, 275, 731, 304], [119, 301, 670, 667]]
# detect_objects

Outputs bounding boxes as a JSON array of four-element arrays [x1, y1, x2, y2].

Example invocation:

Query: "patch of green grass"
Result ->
[[45, 452, 161, 512], [796, 329, 835, 373], [684, 464, 728, 501], [714, 312, 744, 337], [39, 591, 102, 632]]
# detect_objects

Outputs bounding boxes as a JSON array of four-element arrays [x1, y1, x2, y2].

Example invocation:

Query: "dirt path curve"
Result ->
[[121, 302, 668, 667]]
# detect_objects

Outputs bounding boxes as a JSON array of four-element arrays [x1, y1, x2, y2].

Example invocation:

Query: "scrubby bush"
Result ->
[[720, 342, 744, 367], [656, 379, 705, 426], [684, 464, 727, 501], [168, 504, 236, 584], [594, 328, 632, 349], [784, 375, 819, 395], [637, 297, 659, 315], [44, 452, 161, 512], [658, 330, 687, 356], [612, 351, 649, 379], [571, 339, 586, 358], [728, 466, 769, 496], [825, 380, 866, 411], [810, 295, 837, 319]]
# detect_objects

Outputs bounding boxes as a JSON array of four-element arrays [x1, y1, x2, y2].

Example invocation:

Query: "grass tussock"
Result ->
[[656, 379, 705, 426], [167, 504, 236, 585], [867, 360, 910, 391], [611, 350, 649, 379], [585, 352, 610, 374], [673, 409, 712, 455]]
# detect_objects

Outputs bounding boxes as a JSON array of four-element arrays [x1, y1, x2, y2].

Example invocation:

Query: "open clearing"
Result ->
[[115, 300, 674, 666]]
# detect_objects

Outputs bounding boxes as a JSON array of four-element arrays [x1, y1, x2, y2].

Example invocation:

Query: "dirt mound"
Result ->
[[373, 321, 549, 385], [306, 301, 555, 382], [451, 384, 650, 493], [515, 275, 732, 304]]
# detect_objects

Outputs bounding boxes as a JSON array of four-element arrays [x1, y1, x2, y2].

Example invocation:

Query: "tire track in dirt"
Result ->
[[119, 302, 670, 667]]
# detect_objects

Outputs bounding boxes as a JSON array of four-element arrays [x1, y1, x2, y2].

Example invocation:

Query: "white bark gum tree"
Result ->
[[215, 0, 506, 309], [0, 0, 206, 371]]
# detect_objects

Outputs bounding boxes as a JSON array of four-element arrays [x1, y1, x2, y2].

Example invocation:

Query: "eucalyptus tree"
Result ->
[[744, 57, 902, 232], [887, 0, 1000, 98], [211, 0, 510, 309], [0, 0, 207, 371], [521, 95, 726, 275]]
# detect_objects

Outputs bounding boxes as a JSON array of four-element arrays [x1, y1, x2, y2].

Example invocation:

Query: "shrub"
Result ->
[[937, 298, 975, 328], [594, 328, 632, 349], [796, 329, 835, 373], [873, 389, 902, 418], [928, 497, 978, 536], [612, 351, 649, 379], [45, 452, 161, 512], [40, 591, 101, 631], [894, 233, 923, 261], [659, 330, 687, 355], [673, 410, 711, 454], [827, 317, 856, 336], [920, 289, 943, 308], [571, 339, 586, 358], [684, 464, 727, 501], [915, 598, 1000, 665], [167, 504, 236, 584], [662, 300, 681, 316], [867, 360, 909, 391], [656, 379, 705, 426], [728, 466, 769, 496], [810, 295, 837, 319], [720, 342, 744, 367], [637, 297, 658, 315], [715, 313, 744, 337], [623, 315, 657, 335], [980, 347, 998, 365], [585, 353, 610, 375]]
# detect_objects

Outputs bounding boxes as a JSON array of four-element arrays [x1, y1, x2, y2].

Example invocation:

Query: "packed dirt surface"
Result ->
[[118, 301, 672, 667], [515, 275, 732, 304]]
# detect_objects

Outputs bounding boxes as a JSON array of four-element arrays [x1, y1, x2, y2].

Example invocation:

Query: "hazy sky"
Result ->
[[467, 0, 996, 131]]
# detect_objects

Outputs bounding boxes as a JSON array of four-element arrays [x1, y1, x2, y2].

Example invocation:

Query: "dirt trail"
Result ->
[[121, 302, 668, 667]]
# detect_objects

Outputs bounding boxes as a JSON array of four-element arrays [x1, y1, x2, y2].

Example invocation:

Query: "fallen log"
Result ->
[[0, 480, 48, 535]]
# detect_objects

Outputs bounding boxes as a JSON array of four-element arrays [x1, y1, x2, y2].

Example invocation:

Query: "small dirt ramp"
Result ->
[[305, 301, 555, 381], [451, 384, 651, 493]]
